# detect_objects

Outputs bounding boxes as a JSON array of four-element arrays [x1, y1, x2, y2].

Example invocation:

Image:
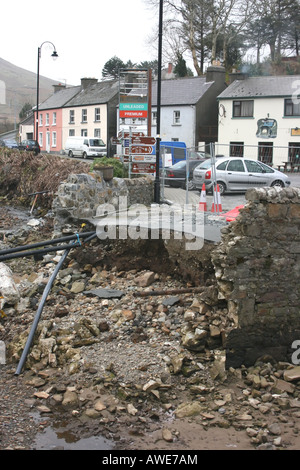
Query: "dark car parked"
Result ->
[[18, 139, 40, 155], [163, 158, 207, 189]]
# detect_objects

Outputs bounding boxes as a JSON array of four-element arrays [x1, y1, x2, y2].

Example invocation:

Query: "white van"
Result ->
[[65, 136, 107, 159]]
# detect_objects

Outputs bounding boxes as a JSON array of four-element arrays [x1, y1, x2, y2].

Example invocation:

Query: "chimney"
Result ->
[[80, 78, 98, 90], [206, 64, 226, 84], [168, 63, 173, 74], [53, 83, 66, 93], [229, 69, 248, 84]]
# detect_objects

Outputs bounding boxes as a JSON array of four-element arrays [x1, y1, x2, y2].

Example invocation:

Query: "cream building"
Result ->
[[217, 74, 300, 169]]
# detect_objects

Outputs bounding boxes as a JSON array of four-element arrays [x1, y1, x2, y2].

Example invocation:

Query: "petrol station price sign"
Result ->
[[119, 103, 148, 119]]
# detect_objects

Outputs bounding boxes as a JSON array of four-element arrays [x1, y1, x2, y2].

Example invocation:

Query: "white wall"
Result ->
[[62, 104, 108, 150], [218, 97, 300, 166], [151, 105, 196, 148]]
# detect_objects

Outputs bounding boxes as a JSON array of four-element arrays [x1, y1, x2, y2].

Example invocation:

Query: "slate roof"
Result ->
[[151, 76, 214, 106], [39, 86, 81, 110], [66, 79, 119, 107], [218, 75, 300, 99]]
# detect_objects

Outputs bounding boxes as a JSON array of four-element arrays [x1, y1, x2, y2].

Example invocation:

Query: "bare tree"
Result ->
[[144, 0, 256, 74]]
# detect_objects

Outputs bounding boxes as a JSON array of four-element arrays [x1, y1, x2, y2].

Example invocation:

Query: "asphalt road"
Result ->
[[162, 173, 300, 213]]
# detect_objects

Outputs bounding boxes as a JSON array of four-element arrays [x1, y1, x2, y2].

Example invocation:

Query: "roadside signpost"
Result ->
[[124, 145, 153, 155]]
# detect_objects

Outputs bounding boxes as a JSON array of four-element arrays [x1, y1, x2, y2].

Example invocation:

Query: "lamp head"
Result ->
[[51, 50, 58, 60]]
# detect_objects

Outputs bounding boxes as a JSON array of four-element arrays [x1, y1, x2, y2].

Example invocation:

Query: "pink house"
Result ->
[[34, 84, 80, 153]]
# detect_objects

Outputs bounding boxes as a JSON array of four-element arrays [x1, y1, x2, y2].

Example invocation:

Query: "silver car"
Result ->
[[193, 157, 291, 195]]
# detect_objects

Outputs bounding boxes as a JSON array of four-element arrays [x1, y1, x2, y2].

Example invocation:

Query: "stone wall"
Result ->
[[211, 187, 300, 368], [52, 172, 154, 231]]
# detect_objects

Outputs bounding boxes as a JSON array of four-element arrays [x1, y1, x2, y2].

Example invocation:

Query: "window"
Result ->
[[173, 110, 181, 124], [94, 108, 100, 122], [152, 112, 157, 125], [39, 114, 43, 126], [81, 129, 88, 137], [46, 113, 49, 126], [245, 160, 264, 173], [288, 142, 300, 162], [227, 159, 245, 172], [233, 100, 254, 117], [39, 132, 43, 146], [52, 132, 57, 147], [52, 112, 57, 125], [230, 142, 244, 157], [217, 161, 228, 170], [82, 109, 87, 123], [94, 128, 101, 138], [69, 110, 75, 124], [69, 129, 75, 136], [258, 142, 273, 165], [285, 99, 300, 116]]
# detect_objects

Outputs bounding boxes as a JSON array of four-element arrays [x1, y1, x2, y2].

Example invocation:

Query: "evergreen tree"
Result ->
[[102, 56, 126, 79]]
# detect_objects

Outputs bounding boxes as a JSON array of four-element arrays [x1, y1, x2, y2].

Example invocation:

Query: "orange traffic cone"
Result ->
[[211, 184, 222, 213], [199, 184, 207, 211]]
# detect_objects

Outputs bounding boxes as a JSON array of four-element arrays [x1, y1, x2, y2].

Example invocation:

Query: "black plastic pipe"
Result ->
[[0, 231, 96, 256], [0, 242, 82, 261], [14, 232, 98, 375], [15, 243, 72, 375]]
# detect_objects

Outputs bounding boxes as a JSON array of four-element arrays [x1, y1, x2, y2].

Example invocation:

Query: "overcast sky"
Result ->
[[1, 0, 158, 85]]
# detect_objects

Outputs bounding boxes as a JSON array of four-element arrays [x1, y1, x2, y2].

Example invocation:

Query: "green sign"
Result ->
[[120, 103, 148, 111]]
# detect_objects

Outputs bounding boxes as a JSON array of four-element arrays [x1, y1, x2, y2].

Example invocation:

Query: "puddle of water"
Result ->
[[32, 413, 114, 450], [35, 427, 114, 450], [34, 424, 114, 450]]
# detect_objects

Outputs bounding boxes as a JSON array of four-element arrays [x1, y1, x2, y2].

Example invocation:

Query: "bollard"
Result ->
[[0, 341, 6, 365]]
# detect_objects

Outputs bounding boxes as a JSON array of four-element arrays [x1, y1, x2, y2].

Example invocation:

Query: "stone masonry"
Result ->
[[211, 186, 300, 368], [52, 172, 154, 231]]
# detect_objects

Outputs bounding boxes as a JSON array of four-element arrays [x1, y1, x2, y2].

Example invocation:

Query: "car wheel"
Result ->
[[68, 151, 74, 158], [82, 152, 87, 159], [271, 180, 284, 188], [216, 181, 226, 195]]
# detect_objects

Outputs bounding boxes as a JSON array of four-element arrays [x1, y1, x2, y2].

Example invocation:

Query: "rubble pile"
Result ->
[[1, 236, 300, 450]]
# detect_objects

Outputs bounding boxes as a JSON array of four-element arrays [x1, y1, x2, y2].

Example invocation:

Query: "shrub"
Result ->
[[0, 149, 90, 207], [91, 157, 128, 178]]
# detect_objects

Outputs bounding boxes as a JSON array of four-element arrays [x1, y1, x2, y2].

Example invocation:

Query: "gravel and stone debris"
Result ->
[[1, 204, 300, 451]]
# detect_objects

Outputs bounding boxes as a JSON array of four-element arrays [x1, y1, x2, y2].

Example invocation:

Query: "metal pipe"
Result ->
[[15, 244, 72, 375]]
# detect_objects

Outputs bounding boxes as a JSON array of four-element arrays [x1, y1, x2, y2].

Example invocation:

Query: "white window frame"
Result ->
[[152, 111, 157, 126], [94, 128, 101, 138], [39, 114, 43, 126], [69, 110, 75, 124], [52, 112, 57, 125], [39, 132, 43, 146], [95, 108, 100, 122], [173, 110, 181, 125], [52, 131, 57, 147], [46, 113, 49, 126], [82, 109, 87, 123]]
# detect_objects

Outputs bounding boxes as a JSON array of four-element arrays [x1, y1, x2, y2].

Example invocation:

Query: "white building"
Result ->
[[217, 73, 300, 168]]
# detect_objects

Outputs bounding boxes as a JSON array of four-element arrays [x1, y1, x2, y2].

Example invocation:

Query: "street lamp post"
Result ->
[[35, 41, 58, 142], [154, 0, 163, 204]]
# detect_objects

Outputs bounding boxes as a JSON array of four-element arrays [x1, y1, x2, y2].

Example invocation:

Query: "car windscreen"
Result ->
[[89, 139, 105, 147]]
